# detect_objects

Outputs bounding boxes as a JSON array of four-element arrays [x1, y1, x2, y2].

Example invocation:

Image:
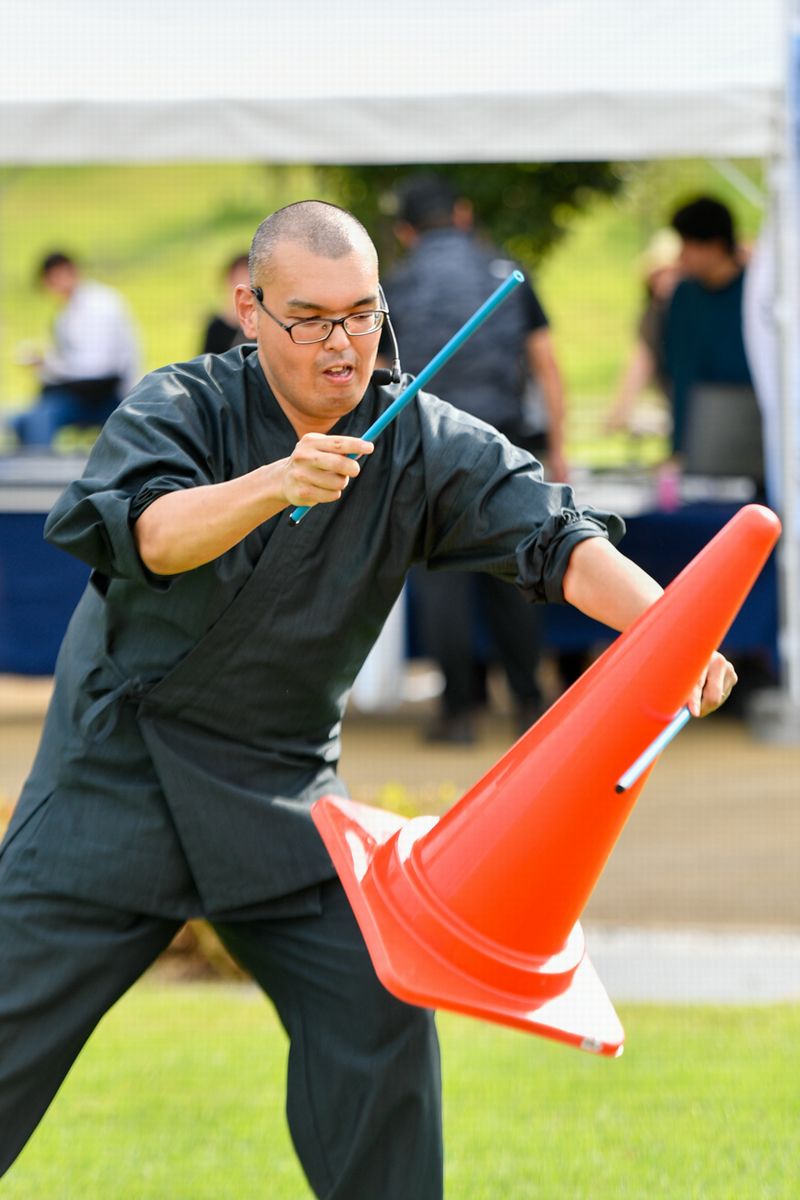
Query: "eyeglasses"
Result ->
[[251, 287, 387, 345]]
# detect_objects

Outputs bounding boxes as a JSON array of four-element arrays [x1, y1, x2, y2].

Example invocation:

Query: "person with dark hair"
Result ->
[[0, 200, 736, 1197], [200, 252, 251, 354], [383, 172, 568, 742], [664, 196, 762, 483], [671, 196, 736, 254], [10, 252, 140, 447]]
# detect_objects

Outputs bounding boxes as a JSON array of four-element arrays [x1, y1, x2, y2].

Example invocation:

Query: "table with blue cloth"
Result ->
[[0, 459, 780, 678], [406, 472, 779, 683], [0, 455, 90, 675], [544, 499, 779, 673]]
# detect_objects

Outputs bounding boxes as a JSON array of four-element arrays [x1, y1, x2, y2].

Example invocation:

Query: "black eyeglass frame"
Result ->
[[250, 286, 388, 345]]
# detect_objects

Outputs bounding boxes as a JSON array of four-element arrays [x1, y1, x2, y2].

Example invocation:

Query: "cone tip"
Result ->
[[742, 503, 781, 539]]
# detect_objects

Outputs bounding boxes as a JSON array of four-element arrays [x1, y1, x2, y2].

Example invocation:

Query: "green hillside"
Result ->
[[0, 159, 765, 464]]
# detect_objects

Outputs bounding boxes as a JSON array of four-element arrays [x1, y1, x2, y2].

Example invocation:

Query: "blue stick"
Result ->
[[614, 706, 692, 794], [290, 270, 525, 524]]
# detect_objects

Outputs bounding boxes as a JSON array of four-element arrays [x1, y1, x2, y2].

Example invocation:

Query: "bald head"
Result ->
[[249, 201, 377, 285]]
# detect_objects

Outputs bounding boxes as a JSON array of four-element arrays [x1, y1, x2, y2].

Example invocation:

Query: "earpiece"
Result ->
[[378, 285, 402, 385]]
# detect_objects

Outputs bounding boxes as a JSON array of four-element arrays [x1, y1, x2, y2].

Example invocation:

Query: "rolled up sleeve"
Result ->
[[43, 368, 218, 589], [515, 505, 625, 604], [44, 484, 172, 590], [420, 399, 625, 603]]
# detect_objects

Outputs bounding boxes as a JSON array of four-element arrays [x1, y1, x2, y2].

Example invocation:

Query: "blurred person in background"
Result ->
[[605, 228, 682, 436], [666, 197, 772, 706], [11, 252, 140, 448], [200, 252, 251, 355], [382, 173, 568, 743], [664, 196, 762, 489]]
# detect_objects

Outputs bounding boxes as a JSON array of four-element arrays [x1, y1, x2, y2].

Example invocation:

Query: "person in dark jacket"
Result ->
[[383, 173, 568, 741], [0, 200, 736, 1197]]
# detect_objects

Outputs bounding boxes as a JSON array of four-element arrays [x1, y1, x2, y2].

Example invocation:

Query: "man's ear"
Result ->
[[234, 284, 259, 339]]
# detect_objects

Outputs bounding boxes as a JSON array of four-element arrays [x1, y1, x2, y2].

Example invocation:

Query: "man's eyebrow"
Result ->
[[285, 294, 378, 313]]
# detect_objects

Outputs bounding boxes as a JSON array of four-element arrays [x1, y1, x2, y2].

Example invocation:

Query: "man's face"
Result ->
[[677, 238, 727, 284], [42, 262, 78, 300], [236, 240, 381, 437]]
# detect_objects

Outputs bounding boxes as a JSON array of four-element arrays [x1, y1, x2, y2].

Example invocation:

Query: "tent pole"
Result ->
[[710, 159, 767, 210], [751, 0, 800, 741]]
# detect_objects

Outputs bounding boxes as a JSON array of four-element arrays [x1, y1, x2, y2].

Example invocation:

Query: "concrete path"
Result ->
[[584, 924, 800, 1003], [3, 676, 799, 1005]]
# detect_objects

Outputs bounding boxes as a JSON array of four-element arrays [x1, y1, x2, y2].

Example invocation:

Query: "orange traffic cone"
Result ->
[[314, 504, 781, 1055]]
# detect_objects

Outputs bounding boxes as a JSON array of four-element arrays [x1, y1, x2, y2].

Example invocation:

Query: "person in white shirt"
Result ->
[[11, 252, 141, 447]]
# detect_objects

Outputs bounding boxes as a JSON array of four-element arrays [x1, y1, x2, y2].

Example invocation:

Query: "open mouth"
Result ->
[[322, 363, 355, 383]]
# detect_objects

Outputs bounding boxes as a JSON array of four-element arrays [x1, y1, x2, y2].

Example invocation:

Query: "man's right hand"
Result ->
[[280, 434, 374, 508], [135, 434, 375, 577]]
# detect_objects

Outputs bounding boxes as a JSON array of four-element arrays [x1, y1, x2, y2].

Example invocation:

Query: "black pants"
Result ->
[[0, 833, 443, 1198], [414, 566, 543, 718]]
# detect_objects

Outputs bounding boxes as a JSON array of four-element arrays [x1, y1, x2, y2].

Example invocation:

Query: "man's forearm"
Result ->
[[134, 462, 290, 576], [133, 432, 374, 576], [562, 536, 663, 632]]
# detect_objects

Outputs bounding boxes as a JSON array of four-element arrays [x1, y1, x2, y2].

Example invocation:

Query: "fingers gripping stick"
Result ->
[[289, 271, 525, 524]]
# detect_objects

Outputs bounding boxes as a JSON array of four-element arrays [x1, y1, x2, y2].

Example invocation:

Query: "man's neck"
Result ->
[[700, 257, 741, 290]]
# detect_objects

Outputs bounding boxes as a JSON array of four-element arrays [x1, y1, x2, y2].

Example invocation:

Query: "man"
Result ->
[[0, 201, 735, 1198], [12, 251, 141, 446], [382, 173, 568, 741], [665, 197, 761, 481]]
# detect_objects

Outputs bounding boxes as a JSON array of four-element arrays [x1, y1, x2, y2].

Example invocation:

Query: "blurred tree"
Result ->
[[316, 162, 623, 269]]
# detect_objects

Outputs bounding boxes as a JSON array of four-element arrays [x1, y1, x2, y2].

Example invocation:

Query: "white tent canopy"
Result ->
[[0, 0, 786, 164]]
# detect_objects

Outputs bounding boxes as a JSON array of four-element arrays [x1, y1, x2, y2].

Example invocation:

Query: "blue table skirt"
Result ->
[[0, 502, 780, 677], [406, 502, 779, 673], [0, 512, 88, 674]]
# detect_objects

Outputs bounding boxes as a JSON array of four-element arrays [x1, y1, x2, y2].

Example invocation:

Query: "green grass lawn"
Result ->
[[4, 982, 798, 1199], [0, 163, 325, 411], [0, 158, 766, 466]]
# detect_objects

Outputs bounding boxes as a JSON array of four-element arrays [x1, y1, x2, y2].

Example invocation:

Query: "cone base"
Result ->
[[313, 795, 625, 1057]]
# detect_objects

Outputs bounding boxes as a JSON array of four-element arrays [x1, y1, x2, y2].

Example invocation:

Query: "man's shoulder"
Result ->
[[414, 384, 504, 440], [134, 344, 257, 406], [671, 272, 745, 312], [77, 280, 128, 312], [387, 229, 481, 277]]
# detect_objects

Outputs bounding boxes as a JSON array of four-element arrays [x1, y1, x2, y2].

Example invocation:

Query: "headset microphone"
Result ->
[[371, 368, 396, 386], [378, 285, 402, 385]]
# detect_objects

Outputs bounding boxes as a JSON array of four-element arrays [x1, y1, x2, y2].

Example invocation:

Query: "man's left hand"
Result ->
[[689, 650, 738, 717]]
